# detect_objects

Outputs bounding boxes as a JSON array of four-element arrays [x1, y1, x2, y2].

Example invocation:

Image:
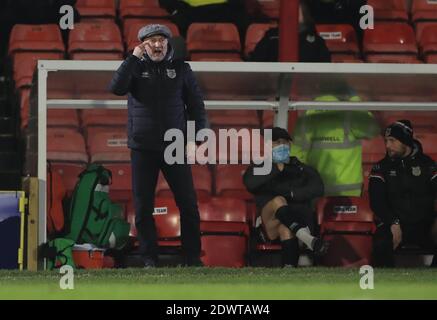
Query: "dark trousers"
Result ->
[[373, 222, 437, 267], [130, 148, 201, 261]]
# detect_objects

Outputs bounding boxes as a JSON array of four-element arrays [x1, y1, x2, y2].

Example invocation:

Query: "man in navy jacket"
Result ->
[[109, 24, 207, 267]]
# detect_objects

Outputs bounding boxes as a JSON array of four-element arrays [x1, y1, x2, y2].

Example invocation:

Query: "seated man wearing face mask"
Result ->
[[243, 127, 328, 267]]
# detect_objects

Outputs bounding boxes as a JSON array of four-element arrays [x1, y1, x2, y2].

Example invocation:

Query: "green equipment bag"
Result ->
[[65, 164, 130, 250], [44, 238, 76, 270]]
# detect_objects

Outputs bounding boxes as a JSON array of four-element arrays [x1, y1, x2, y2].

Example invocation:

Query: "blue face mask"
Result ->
[[272, 144, 290, 163]]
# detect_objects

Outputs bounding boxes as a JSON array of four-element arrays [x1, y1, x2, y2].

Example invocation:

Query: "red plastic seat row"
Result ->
[[156, 164, 213, 201], [417, 24, 437, 62], [200, 197, 249, 267], [8, 24, 65, 57], [412, 0, 437, 23], [86, 127, 130, 163], [126, 196, 249, 267], [119, 0, 169, 20], [68, 21, 124, 60], [317, 195, 376, 267], [47, 128, 88, 163], [12, 52, 64, 89], [367, 0, 409, 22], [363, 23, 419, 63], [76, 0, 117, 20], [187, 23, 242, 61]]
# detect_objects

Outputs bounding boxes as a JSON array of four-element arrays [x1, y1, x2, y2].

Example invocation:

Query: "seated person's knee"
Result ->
[[272, 196, 287, 211]]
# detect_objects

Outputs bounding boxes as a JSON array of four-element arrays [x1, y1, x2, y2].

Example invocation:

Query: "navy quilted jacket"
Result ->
[[109, 49, 207, 151]]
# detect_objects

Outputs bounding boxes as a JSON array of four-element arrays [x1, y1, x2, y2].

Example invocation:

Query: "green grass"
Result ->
[[0, 267, 436, 300]]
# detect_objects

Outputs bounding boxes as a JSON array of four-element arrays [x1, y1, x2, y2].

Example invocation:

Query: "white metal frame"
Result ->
[[37, 60, 437, 255]]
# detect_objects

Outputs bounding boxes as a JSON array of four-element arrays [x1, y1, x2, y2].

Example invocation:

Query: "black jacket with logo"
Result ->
[[243, 156, 324, 210], [369, 140, 437, 225], [109, 49, 207, 151]]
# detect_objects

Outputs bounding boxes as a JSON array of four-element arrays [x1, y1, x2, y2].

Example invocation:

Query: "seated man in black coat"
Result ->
[[243, 127, 328, 267], [369, 120, 437, 267]]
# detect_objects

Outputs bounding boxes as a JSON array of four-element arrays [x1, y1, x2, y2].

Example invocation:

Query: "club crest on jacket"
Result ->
[[166, 69, 176, 79]]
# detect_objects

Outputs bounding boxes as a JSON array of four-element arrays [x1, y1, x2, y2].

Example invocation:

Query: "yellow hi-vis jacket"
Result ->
[[184, 0, 227, 6], [290, 95, 380, 196]]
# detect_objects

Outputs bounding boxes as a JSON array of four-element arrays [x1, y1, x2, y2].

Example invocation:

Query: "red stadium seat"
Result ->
[[86, 127, 129, 162], [107, 163, 132, 207], [125, 20, 179, 52], [317, 196, 375, 226], [156, 164, 212, 201], [367, 0, 408, 21], [154, 198, 182, 248], [317, 196, 376, 267], [412, 0, 437, 23], [75, 0, 116, 20], [418, 24, 437, 62], [415, 22, 437, 45], [215, 164, 252, 200], [8, 24, 65, 56], [47, 128, 89, 163], [81, 109, 128, 128], [316, 24, 359, 55], [200, 197, 248, 232], [362, 136, 386, 164], [363, 23, 418, 62], [107, 163, 132, 192], [68, 21, 124, 60], [49, 162, 87, 194], [119, 0, 169, 20], [187, 23, 241, 61], [48, 109, 80, 128], [12, 52, 63, 89], [199, 197, 249, 267], [207, 110, 260, 127], [244, 23, 277, 58]]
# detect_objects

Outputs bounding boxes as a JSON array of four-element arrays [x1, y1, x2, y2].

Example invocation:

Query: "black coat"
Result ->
[[109, 49, 207, 151], [369, 140, 437, 225], [248, 26, 331, 63], [243, 156, 324, 210]]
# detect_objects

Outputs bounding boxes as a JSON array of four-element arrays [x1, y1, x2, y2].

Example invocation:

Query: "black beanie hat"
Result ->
[[384, 120, 414, 148]]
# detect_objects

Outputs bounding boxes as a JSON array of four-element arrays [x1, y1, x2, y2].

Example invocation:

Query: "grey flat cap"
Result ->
[[138, 24, 172, 41]]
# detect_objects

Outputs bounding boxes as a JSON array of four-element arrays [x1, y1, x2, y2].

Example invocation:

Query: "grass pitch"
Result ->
[[0, 267, 436, 300]]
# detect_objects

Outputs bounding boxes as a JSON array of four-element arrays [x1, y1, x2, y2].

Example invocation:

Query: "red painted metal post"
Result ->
[[278, 0, 299, 132]]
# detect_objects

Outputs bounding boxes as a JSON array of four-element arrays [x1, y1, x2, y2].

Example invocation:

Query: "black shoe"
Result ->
[[142, 256, 157, 268], [312, 238, 329, 257]]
